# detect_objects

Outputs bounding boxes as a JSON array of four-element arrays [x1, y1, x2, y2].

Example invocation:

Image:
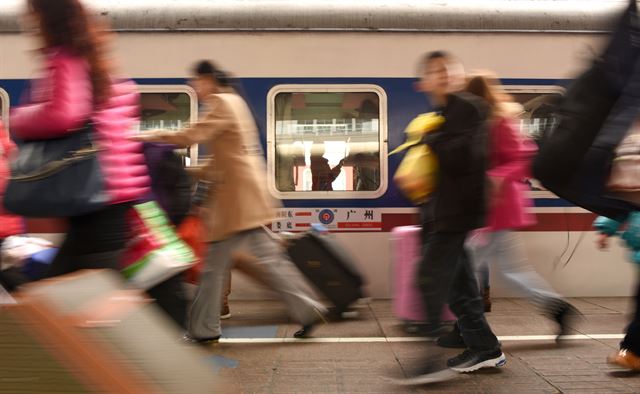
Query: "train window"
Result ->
[[137, 85, 198, 165], [0, 88, 9, 126], [267, 85, 388, 200], [504, 86, 564, 141], [505, 86, 564, 197]]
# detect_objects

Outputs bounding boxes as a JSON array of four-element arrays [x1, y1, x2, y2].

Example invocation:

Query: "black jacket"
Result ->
[[421, 92, 489, 233]]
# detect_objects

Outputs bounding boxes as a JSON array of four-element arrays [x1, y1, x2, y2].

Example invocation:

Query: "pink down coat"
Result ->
[[486, 116, 537, 231], [10, 48, 150, 206]]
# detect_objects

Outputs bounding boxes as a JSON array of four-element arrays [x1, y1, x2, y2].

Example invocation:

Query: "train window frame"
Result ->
[[266, 84, 389, 200], [0, 88, 9, 128], [136, 85, 199, 166], [503, 84, 565, 199]]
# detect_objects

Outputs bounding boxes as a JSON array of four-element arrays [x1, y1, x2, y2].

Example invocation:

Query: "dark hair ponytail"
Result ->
[[193, 60, 233, 88]]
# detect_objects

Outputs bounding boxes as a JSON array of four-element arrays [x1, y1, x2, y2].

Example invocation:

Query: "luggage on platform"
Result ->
[[287, 230, 366, 316], [391, 226, 455, 323], [0, 270, 223, 393]]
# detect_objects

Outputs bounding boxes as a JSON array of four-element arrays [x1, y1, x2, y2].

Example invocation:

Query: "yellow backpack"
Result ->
[[390, 113, 444, 204]]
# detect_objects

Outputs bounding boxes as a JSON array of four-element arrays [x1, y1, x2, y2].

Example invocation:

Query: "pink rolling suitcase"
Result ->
[[391, 226, 455, 323]]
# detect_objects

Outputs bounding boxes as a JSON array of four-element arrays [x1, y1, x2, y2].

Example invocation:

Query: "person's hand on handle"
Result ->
[[596, 233, 610, 250]]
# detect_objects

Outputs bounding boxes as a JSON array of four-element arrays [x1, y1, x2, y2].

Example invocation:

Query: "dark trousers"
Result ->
[[418, 231, 500, 352], [147, 272, 188, 329], [621, 278, 640, 354], [47, 204, 130, 278], [47, 202, 189, 328]]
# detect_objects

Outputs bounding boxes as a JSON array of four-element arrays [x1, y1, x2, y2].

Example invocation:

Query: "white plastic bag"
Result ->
[[1, 236, 53, 270], [127, 245, 195, 290]]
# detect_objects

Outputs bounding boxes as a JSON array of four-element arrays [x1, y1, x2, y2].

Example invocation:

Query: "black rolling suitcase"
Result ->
[[287, 232, 366, 316]]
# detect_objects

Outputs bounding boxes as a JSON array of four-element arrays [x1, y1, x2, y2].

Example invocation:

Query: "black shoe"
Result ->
[[437, 323, 466, 349], [546, 299, 581, 341], [182, 333, 221, 346], [294, 324, 315, 338], [447, 348, 506, 372], [404, 323, 449, 338]]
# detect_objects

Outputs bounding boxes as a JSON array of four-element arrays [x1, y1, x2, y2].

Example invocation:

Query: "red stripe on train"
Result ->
[[381, 213, 598, 232], [25, 213, 598, 234]]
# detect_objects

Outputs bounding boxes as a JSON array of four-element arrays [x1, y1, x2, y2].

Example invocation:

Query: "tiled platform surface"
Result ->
[[211, 298, 640, 393]]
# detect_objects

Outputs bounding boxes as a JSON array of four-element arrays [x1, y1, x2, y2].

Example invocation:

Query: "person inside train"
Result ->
[[408, 51, 505, 379], [133, 60, 326, 344], [594, 213, 640, 371], [11, 0, 150, 277], [353, 152, 379, 191], [310, 153, 344, 191], [436, 72, 578, 349]]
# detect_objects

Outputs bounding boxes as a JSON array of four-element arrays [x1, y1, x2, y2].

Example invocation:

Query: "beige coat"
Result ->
[[154, 92, 279, 242]]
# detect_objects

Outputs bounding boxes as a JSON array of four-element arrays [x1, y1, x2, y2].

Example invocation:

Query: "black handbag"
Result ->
[[533, 0, 639, 184], [531, 0, 640, 220], [3, 123, 109, 217]]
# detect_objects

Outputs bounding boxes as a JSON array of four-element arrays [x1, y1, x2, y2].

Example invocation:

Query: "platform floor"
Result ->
[[208, 298, 640, 393]]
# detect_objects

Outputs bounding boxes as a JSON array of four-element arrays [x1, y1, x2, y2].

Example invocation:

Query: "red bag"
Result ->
[[120, 210, 161, 270], [177, 216, 206, 284]]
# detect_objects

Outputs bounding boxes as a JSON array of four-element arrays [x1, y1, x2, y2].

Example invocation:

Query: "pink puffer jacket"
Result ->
[[0, 121, 24, 238], [10, 48, 150, 205], [486, 116, 537, 231]]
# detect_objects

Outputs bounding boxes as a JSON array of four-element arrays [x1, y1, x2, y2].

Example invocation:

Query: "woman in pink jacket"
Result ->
[[0, 121, 23, 243], [10, 0, 149, 276], [437, 73, 578, 348], [0, 120, 28, 291]]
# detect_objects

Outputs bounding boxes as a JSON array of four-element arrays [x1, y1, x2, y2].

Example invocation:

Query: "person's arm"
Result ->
[[593, 216, 622, 249], [328, 159, 345, 182], [0, 122, 15, 158], [134, 95, 233, 146], [11, 55, 92, 140]]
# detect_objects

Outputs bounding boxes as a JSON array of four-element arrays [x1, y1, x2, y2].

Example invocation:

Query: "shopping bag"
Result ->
[[121, 201, 195, 290], [177, 215, 206, 285], [390, 113, 444, 204], [0, 236, 53, 270]]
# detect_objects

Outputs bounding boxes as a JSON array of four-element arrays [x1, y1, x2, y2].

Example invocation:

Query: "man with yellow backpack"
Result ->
[[394, 51, 504, 384]]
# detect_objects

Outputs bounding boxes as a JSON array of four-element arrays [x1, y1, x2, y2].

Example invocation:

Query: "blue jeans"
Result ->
[[469, 231, 562, 309]]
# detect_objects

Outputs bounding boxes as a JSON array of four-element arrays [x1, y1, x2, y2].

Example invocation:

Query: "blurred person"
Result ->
[[594, 213, 640, 370], [188, 161, 233, 320], [134, 60, 326, 344], [476, 261, 491, 312], [142, 142, 192, 328], [437, 73, 578, 349], [310, 153, 344, 191], [0, 121, 27, 292], [353, 153, 379, 191], [405, 51, 504, 383], [10, 0, 150, 276]]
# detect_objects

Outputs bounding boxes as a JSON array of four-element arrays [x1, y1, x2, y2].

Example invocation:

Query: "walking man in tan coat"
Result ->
[[135, 60, 325, 343]]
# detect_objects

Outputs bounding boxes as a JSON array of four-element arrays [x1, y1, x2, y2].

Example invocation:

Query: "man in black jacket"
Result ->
[[413, 51, 504, 376]]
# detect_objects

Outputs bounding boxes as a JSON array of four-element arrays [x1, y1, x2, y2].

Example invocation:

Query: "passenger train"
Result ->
[[0, 0, 635, 298]]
